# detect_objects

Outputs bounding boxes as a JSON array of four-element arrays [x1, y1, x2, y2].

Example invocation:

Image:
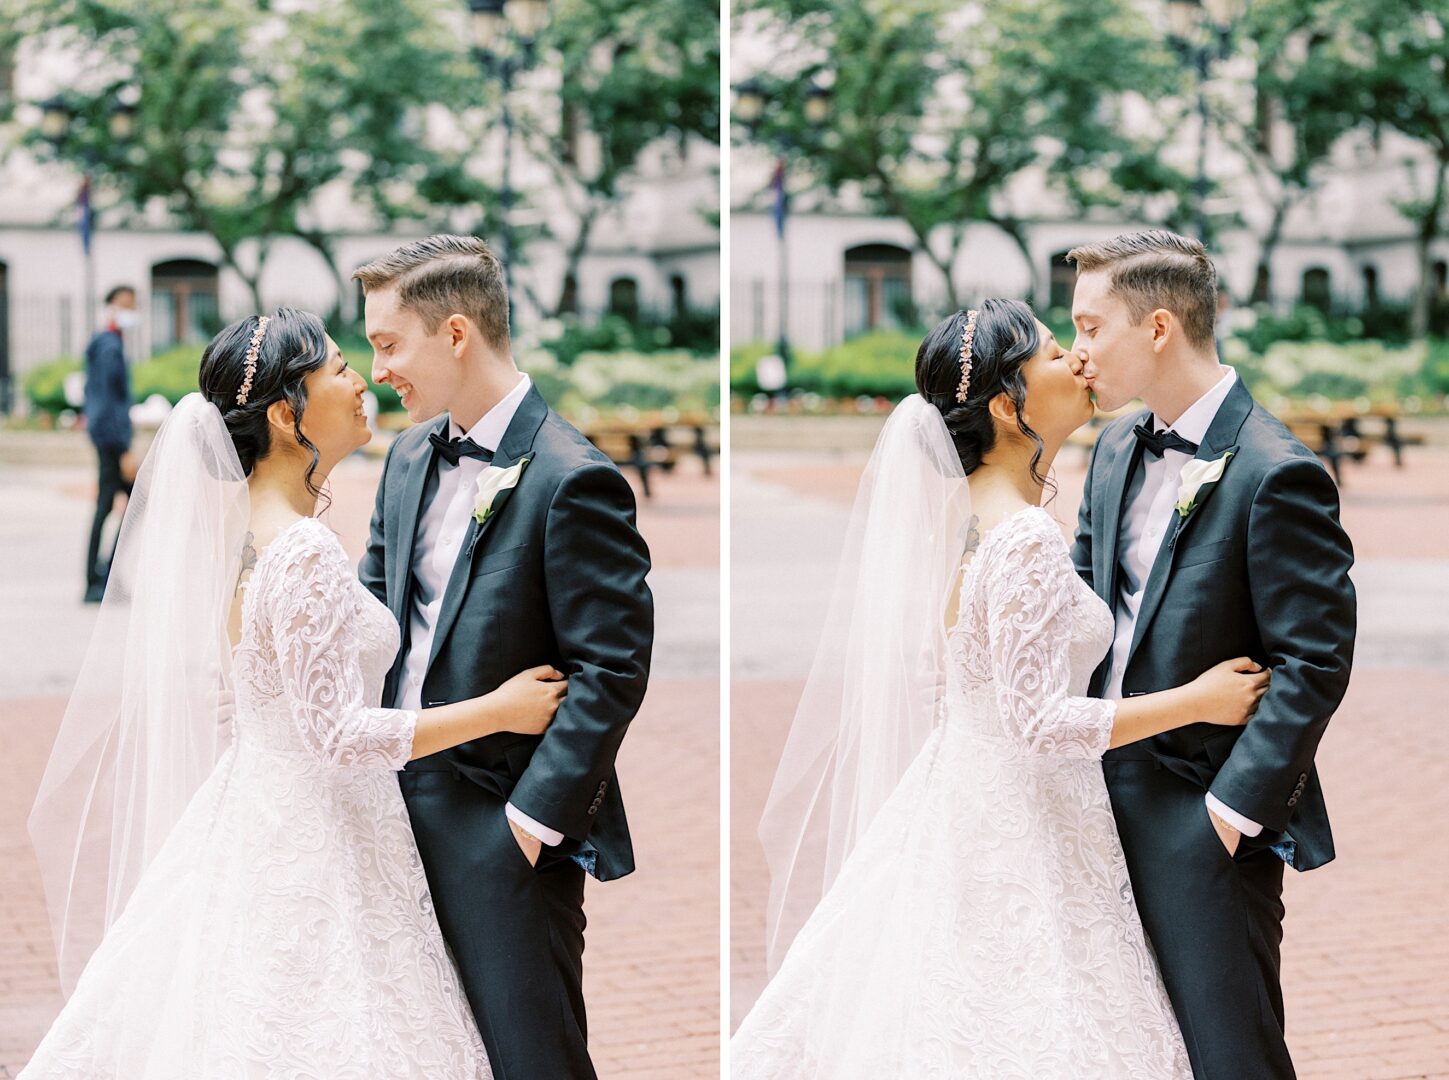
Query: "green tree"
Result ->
[[7, 0, 485, 318], [1218, 0, 1366, 303], [734, 0, 1187, 309], [1313, 0, 1449, 337], [523, 0, 720, 316]]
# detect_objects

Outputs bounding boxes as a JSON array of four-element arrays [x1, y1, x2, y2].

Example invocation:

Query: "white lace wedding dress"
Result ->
[[732, 507, 1191, 1079], [22, 517, 491, 1079]]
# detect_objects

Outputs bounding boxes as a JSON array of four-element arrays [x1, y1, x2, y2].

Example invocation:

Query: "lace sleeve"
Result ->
[[983, 514, 1115, 758], [262, 521, 416, 768]]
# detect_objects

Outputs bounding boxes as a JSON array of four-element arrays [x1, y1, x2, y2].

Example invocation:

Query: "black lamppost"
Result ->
[[1168, 0, 1243, 244], [733, 76, 831, 379], [466, 0, 549, 323], [39, 93, 137, 341]]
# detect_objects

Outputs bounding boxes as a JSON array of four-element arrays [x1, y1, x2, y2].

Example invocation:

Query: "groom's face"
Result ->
[[1070, 269, 1157, 413], [364, 285, 457, 423]]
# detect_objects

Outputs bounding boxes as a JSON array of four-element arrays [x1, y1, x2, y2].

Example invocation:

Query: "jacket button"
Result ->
[[586, 805, 598, 816], [1298, 773, 1307, 783], [1287, 796, 1299, 807]]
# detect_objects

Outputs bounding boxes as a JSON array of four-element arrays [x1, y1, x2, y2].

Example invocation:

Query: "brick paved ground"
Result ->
[[0, 444, 720, 1079], [731, 439, 1449, 1079]]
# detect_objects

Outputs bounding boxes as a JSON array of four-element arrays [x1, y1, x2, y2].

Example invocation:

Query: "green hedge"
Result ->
[[24, 341, 718, 421], [733, 330, 1449, 408]]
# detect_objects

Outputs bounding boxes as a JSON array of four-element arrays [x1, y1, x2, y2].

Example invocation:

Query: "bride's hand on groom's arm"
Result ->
[[408, 666, 566, 760], [1192, 657, 1271, 728]]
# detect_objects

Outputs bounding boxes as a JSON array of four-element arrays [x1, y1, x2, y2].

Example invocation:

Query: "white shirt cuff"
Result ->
[[1205, 792, 1264, 837], [505, 802, 565, 847]]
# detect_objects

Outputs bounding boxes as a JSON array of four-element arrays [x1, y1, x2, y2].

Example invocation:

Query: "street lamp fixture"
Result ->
[[734, 78, 765, 128], [40, 95, 71, 143], [108, 99, 138, 143], [803, 82, 831, 127], [1169, 0, 1240, 244]]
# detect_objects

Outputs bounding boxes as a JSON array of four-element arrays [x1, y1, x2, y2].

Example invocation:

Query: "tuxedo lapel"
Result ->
[[389, 416, 448, 626], [426, 385, 551, 672], [1126, 378, 1255, 667]]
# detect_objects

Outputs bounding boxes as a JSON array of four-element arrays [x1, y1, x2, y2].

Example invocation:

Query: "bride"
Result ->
[[23, 309, 565, 1077], [731, 299, 1270, 1078]]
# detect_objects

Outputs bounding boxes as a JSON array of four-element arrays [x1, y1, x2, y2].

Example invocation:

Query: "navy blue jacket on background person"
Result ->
[[83, 327, 132, 451], [83, 325, 133, 598]]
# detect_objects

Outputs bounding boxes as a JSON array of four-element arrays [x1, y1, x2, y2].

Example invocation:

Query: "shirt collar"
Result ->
[[448, 372, 531, 451], [1154, 366, 1237, 444]]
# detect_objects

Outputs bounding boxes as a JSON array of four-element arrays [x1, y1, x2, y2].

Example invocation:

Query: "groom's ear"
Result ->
[[446, 313, 471, 355]]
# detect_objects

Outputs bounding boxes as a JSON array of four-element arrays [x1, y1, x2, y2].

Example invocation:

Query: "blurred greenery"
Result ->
[[730, 323, 1449, 409], [24, 342, 719, 422]]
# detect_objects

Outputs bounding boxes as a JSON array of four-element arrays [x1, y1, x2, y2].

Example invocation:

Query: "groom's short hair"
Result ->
[[1066, 230, 1217, 351], [353, 235, 510, 350]]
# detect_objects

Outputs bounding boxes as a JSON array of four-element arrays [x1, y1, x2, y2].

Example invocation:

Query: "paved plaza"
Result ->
[[0, 441, 720, 1079], [731, 435, 1449, 1080]]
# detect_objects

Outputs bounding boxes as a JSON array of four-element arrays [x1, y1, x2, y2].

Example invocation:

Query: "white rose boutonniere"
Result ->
[[1174, 451, 1233, 518], [473, 457, 529, 525]]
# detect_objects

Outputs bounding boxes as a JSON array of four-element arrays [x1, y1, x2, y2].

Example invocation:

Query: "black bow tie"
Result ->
[[428, 431, 495, 467], [1133, 421, 1199, 458]]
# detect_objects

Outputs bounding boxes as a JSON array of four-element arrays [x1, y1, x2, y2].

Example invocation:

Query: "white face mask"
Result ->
[[114, 309, 141, 331]]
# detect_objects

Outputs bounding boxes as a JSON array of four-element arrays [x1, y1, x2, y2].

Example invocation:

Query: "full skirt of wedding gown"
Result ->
[[22, 517, 491, 1079], [732, 507, 1192, 1079]]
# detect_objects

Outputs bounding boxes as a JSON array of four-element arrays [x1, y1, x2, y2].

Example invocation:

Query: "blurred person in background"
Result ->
[[82, 285, 138, 603]]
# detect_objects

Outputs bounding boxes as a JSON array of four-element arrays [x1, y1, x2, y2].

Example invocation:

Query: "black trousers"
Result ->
[[1104, 754, 1295, 1080], [86, 445, 132, 588], [399, 771, 594, 1080]]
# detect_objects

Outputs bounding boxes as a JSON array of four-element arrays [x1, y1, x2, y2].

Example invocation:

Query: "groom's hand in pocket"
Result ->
[[1208, 807, 1241, 856], [508, 817, 543, 867]]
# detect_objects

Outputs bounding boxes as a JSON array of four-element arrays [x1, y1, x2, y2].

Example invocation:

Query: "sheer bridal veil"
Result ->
[[759, 393, 972, 973], [29, 394, 249, 993]]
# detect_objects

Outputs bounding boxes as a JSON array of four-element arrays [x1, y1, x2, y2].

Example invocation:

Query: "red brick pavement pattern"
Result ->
[[731, 449, 1449, 1079], [1, 460, 721, 1079]]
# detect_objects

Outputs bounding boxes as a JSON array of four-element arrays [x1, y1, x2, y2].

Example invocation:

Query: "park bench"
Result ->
[[1279, 404, 1423, 485], [580, 412, 719, 498]]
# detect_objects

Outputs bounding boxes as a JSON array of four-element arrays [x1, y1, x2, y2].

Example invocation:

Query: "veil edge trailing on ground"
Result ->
[[758, 393, 971, 975], [28, 393, 249, 995]]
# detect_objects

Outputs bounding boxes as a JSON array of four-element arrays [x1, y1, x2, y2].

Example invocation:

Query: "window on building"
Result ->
[[1300, 267, 1332, 314], [1362, 265, 1379, 308], [0, 260, 11, 413], [670, 274, 688, 317], [558, 273, 579, 316], [1048, 250, 1077, 312], [151, 259, 220, 351], [608, 277, 640, 322], [843, 243, 913, 338], [1435, 260, 1448, 299]]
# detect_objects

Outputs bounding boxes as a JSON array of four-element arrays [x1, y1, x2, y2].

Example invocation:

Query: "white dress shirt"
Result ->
[[1104, 366, 1262, 838], [397, 372, 565, 848]]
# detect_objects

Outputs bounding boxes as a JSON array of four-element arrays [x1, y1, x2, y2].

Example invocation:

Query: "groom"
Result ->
[[1067, 230, 1356, 1080], [356, 235, 654, 1080]]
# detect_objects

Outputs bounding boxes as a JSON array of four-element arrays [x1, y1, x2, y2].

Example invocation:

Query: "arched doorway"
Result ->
[[608, 277, 640, 322], [1300, 267, 1331, 314], [0, 259, 10, 413], [843, 243, 913, 337], [151, 259, 220, 351], [1048, 249, 1077, 312], [1362, 265, 1379, 308]]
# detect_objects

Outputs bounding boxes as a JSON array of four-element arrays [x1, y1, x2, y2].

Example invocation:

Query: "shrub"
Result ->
[[23, 357, 82, 415]]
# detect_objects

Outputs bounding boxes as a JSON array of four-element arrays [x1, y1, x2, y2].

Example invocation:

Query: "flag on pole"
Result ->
[[771, 157, 787, 239], [77, 175, 93, 255]]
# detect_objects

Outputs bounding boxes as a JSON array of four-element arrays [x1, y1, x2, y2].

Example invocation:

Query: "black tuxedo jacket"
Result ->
[[360, 384, 654, 881], [1070, 376, 1356, 871]]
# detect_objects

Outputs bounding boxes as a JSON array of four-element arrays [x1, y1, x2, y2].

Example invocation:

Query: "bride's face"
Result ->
[[1016, 321, 1094, 441], [296, 336, 371, 465]]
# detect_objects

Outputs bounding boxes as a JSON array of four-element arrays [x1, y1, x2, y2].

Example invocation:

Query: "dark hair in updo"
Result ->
[[198, 307, 331, 508], [915, 298, 1051, 493]]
